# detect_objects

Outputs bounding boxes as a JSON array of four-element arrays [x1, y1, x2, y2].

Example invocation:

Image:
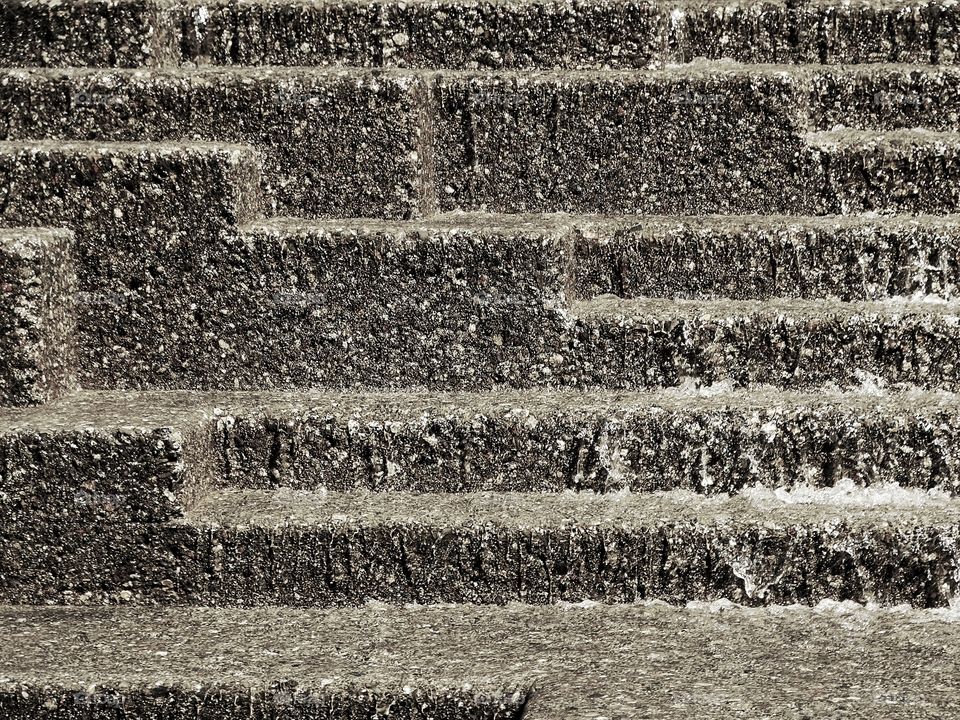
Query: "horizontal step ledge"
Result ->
[[245, 212, 960, 235], [4, 387, 960, 432], [804, 128, 960, 148], [574, 296, 960, 319], [0, 139, 258, 156], [182, 487, 960, 529], [3, 601, 959, 718]]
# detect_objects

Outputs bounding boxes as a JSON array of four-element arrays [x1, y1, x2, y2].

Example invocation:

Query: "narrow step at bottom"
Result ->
[[2, 603, 959, 719]]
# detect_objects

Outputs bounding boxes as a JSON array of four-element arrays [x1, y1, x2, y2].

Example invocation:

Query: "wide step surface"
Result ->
[[1, 603, 959, 719]]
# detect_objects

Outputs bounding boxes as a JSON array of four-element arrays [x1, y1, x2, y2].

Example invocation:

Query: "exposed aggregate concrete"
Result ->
[[5, 602, 960, 719], [0, 66, 433, 219], [573, 296, 960, 389], [0, 228, 76, 406]]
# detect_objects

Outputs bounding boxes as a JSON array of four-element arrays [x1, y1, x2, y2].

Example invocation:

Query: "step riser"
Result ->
[[807, 133, 960, 215], [4, 519, 955, 607], [810, 67, 960, 132], [6, 1, 960, 68], [0, 0, 175, 69], [0, 142, 263, 389], [574, 303, 960, 390], [0, 69, 432, 219], [434, 72, 816, 215], [6, 69, 959, 218], [217, 400, 960, 494], [0, 688, 521, 720], [574, 218, 960, 301], [0, 229, 76, 406]]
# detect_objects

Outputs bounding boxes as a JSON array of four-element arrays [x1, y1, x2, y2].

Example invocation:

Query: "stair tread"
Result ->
[[184, 486, 960, 528], [575, 295, 960, 317], [5, 387, 960, 431], [2, 603, 958, 719]]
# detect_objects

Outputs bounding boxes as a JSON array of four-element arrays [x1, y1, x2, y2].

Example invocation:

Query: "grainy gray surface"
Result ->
[[6, 0, 960, 69], [0, 228, 76, 406], [573, 297, 960, 389], [0, 67, 432, 219], [572, 215, 960, 300], [1, 603, 959, 718]]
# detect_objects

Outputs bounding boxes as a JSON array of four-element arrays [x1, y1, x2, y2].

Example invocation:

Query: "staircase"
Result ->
[[3, 1, 960, 717]]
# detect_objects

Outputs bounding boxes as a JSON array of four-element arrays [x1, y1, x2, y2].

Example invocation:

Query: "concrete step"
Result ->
[[805, 129, 960, 214], [2, 603, 959, 719], [433, 65, 814, 215], [0, 0, 176, 68], [0, 66, 432, 219], [6, 1, 960, 69], [25, 486, 954, 606], [0, 228, 76, 406], [809, 64, 960, 131], [573, 214, 960, 300], [7, 65, 960, 217], [573, 296, 960, 389], [0, 139, 264, 390], [7, 388, 960, 500]]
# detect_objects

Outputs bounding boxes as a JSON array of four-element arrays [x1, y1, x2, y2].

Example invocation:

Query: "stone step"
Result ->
[[573, 296, 960, 389], [809, 64, 960, 131], [7, 388, 959, 500], [19, 486, 954, 606], [573, 214, 960, 300], [805, 129, 960, 214], [0, 139, 263, 390], [0, 227, 76, 406], [2, 602, 959, 718], [0, 66, 432, 219], [433, 65, 814, 215], [6, 1, 960, 69], [7, 65, 959, 217], [0, 0, 176, 68]]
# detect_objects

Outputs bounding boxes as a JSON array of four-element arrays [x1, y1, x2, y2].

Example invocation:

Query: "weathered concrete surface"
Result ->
[[201, 217, 572, 389], [432, 66, 814, 215], [808, 65, 960, 132], [0, 391, 214, 527], [573, 297, 960, 390], [8, 388, 960, 498], [207, 388, 960, 494], [158, 488, 960, 607], [572, 215, 960, 300], [5, 487, 958, 606], [0, 0, 176, 68], [2, 603, 960, 719], [0, 67, 433, 219], [0, 228, 76, 406], [806, 130, 960, 214], [22, 0, 957, 69], [0, 140, 263, 389]]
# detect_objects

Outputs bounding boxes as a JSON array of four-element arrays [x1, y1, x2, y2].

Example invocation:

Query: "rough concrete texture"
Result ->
[[0, 67, 433, 219], [0, 0, 176, 68], [808, 65, 960, 131], [3, 603, 960, 719], [433, 67, 815, 215], [572, 215, 960, 300], [10, 387, 960, 497], [0, 228, 76, 406], [207, 388, 960, 494], [4, 487, 956, 606], [574, 297, 960, 389], [806, 129, 960, 214], [10, 0, 960, 69], [197, 217, 572, 389], [0, 140, 264, 389], [0, 391, 215, 527]]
